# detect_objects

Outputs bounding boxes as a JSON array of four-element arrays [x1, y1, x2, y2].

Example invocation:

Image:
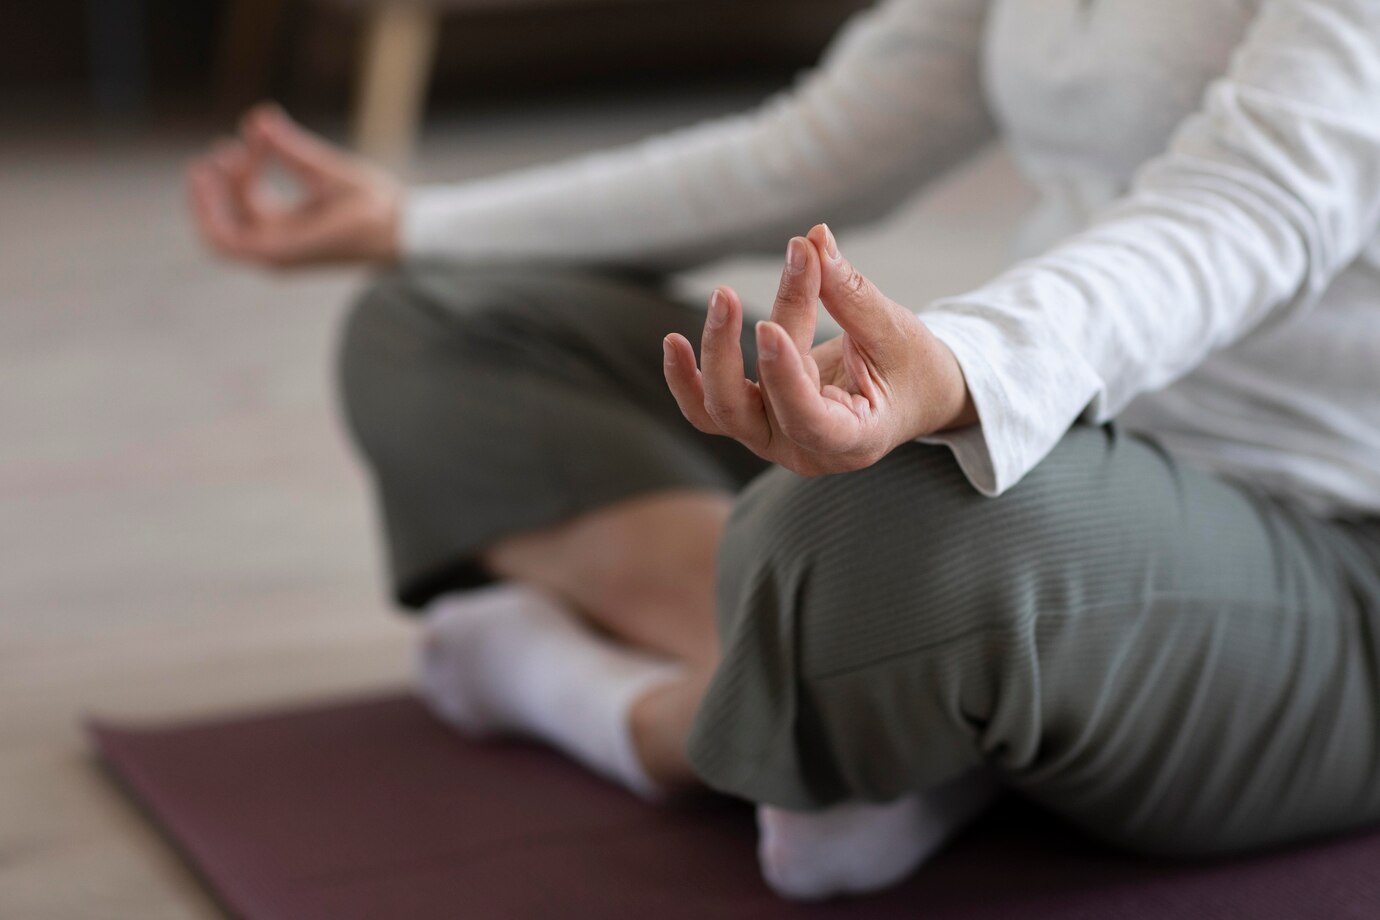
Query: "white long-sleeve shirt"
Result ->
[[404, 0, 1380, 518]]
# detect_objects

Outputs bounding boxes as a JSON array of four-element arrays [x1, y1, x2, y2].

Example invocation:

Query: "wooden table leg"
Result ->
[[353, 0, 439, 170]]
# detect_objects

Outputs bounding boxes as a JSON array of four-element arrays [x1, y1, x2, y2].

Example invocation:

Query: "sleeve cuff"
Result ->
[[916, 307, 1101, 497], [915, 312, 1005, 496], [400, 185, 462, 261]]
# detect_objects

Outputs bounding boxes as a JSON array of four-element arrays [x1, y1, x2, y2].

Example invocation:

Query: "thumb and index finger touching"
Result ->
[[805, 223, 908, 354], [241, 103, 353, 190], [762, 223, 908, 357]]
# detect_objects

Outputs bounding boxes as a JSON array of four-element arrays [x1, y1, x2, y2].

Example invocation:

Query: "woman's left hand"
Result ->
[[663, 224, 976, 476]]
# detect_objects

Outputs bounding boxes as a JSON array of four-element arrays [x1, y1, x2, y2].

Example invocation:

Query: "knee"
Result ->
[[697, 447, 1027, 804], [336, 265, 496, 460], [338, 263, 564, 424], [339, 264, 492, 386], [715, 440, 1105, 677]]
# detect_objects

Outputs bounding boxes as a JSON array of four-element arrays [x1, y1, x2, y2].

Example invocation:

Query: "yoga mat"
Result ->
[[91, 693, 1378, 919]]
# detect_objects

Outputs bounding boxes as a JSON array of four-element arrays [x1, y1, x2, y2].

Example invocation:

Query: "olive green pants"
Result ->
[[339, 263, 1380, 857]]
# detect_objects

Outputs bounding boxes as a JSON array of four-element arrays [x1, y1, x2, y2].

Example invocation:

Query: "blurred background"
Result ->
[[0, 1, 1030, 916]]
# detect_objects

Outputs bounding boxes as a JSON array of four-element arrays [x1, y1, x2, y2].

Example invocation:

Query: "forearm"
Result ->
[[404, 0, 995, 270], [921, 0, 1380, 497]]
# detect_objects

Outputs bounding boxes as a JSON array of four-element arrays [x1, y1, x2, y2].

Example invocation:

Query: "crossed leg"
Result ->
[[336, 261, 1380, 899], [482, 489, 729, 790], [337, 263, 999, 897]]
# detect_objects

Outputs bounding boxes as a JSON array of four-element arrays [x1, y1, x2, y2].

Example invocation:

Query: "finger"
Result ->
[[243, 102, 352, 185], [211, 141, 270, 224], [700, 287, 769, 444], [187, 162, 249, 255], [234, 204, 361, 267], [807, 223, 907, 352], [769, 236, 821, 354], [190, 159, 304, 265], [756, 320, 865, 453], [821, 384, 858, 408], [662, 334, 720, 434], [185, 161, 222, 248]]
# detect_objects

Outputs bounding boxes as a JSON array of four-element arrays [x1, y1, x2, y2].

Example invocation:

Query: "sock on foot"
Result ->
[[414, 583, 683, 799], [756, 770, 998, 900]]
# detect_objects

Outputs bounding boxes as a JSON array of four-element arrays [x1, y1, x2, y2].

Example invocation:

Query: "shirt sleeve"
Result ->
[[921, 0, 1380, 496], [402, 0, 995, 272]]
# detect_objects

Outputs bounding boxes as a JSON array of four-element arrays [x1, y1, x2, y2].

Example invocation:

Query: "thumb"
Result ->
[[243, 103, 353, 187], [807, 224, 907, 351]]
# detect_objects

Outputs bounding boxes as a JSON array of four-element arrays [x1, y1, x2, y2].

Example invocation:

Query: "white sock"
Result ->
[[756, 770, 999, 901], [414, 582, 683, 799]]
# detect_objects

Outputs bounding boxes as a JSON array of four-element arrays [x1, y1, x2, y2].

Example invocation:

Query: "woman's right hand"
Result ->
[[186, 103, 402, 269]]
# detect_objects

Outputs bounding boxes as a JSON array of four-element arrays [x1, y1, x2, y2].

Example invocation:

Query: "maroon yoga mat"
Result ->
[[91, 693, 1377, 919]]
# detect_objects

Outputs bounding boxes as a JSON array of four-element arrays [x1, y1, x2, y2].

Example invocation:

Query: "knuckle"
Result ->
[[703, 397, 738, 427], [841, 266, 870, 301]]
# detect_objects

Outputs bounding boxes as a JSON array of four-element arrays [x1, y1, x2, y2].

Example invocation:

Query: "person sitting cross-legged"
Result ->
[[187, 0, 1380, 899]]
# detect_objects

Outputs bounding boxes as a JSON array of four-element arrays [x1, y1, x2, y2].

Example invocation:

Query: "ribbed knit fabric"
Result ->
[[689, 427, 1380, 858], [337, 263, 770, 610], [339, 260, 1380, 861]]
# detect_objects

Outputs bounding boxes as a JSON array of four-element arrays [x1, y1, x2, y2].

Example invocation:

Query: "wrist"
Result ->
[[931, 336, 978, 433], [898, 319, 977, 444], [368, 184, 403, 264], [940, 369, 978, 432]]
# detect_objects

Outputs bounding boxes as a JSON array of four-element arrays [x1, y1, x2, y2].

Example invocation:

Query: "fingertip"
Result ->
[[806, 224, 840, 262], [250, 105, 300, 155], [707, 286, 745, 336], [210, 140, 244, 172], [663, 336, 701, 393], [755, 320, 788, 361], [662, 341, 716, 434], [671, 332, 697, 359], [821, 223, 840, 261], [248, 101, 286, 129], [706, 289, 727, 329]]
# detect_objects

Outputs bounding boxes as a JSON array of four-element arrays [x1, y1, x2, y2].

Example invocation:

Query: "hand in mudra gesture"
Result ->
[[663, 224, 976, 476], [186, 104, 401, 268]]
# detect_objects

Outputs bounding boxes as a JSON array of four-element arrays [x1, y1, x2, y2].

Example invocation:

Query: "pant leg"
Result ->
[[688, 425, 1380, 857], [337, 261, 768, 610]]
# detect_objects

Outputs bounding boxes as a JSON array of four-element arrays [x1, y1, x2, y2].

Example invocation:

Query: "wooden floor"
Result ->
[[0, 87, 1029, 918]]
